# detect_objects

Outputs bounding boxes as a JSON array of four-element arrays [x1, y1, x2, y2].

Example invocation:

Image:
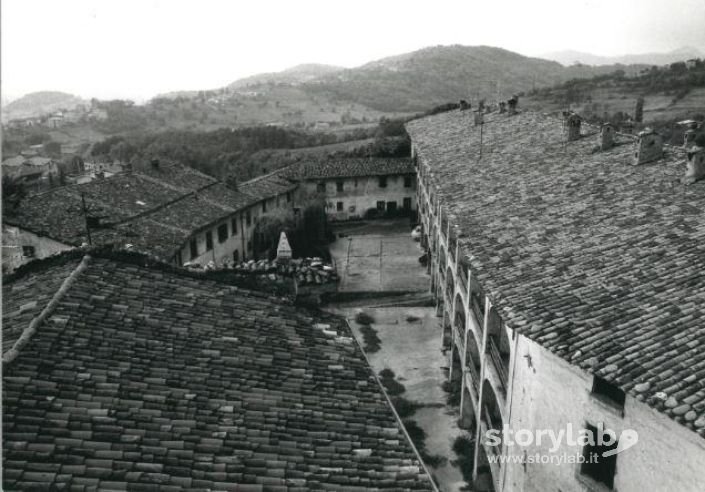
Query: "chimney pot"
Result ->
[[498, 101, 507, 114], [151, 158, 160, 169], [633, 128, 663, 165], [600, 123, 615, 150], [684, 146, 705, 184], [564, 112, 582, 141], [684, 128, 698, 148], [507, 95, 518, 115]]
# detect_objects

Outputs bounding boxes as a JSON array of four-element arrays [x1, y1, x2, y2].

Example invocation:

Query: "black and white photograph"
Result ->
[[2, 1, 705, 490]]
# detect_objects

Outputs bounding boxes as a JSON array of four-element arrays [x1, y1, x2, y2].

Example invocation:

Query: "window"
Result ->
[[205, 231, 213, 251], [317, 181, 326, 192], [336, 201, 343, 211], [231, 218, 238, 236], [379, 176, 387, 188], [233, 250, 239, 263], [286, 192, 292, 203], [377, 201, 385, 211], [591, 377, 626, 410], [336, 180, 344, 192], [247, 240, 252, 252], [262, 201, 267, 213], [217, 224, 228, 243], [404, 175, 413, 188], [580, 423, 618, 489], [354, 178, 358, 188], [22, 245, 35, 257], [403, 197, 412, 210], [190, 239, 198, 259], [246, 210, 252, 226]]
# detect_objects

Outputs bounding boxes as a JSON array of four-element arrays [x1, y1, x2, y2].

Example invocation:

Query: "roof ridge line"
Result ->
[[3, 254, 92, 366]]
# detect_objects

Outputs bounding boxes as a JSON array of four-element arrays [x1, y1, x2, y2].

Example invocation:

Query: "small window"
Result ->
[[580, 423, 618, 489], [22, 245, 35, 257], [336, 180, 344, 192], [404, 175, 413, 188], [262, 201, 267, 213], [403, 197, 412, 210], [377, 201, 385, 211], [217, 224, 228, 243], [317, 181, 326, 192], [336, 201, 343, 211], [286, 192, 292, 203], [189, 239, 198, 259], [247, 240, 252, 252], [246, 210, 252, 226], [591, 376, 626, 410], [231, 218, 238, 236], [233, 250, 239, 263], [205, 231, 213, 251], [354, 178, 358, 187], [379, 176, 387, 188]]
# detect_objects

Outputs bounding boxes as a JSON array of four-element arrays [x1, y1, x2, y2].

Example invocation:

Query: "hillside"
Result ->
[[2, 91, 86, 121], [522, 59, 705, 144], [228, 63, 344, 89], [301, 45, 648, 112], [541, 46, 703, 67]]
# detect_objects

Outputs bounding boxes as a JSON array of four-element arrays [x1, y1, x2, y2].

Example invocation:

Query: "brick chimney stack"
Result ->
[[563, 112, 582, 141], [633, 128, 663, 165], [684, 146, 705, 184]]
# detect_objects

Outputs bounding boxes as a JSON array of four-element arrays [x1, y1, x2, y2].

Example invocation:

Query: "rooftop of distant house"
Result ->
[[2, 163, 278, 261], [2, 251, 433, 490], [282, 157, 415, 180], [406, 109, 705, 436]]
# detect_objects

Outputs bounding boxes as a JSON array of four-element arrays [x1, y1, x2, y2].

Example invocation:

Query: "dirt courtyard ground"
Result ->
[[325, 220, 468, 491], [330, 220, 429, 293], [327, 306, 468, 492]]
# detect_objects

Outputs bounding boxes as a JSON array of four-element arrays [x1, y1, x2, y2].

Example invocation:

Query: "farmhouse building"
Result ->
[[1, 163, 297, 273], [406, 109, 705, 491], [284, 158, 416, 221], [2, 251, 434, 490]]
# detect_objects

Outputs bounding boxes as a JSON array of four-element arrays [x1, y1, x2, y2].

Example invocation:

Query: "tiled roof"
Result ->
[[237, 170, 298, 205], [4, 165, 255, 262], [282, 158, 415, 180], [2, 253, 433, 490], [407, 110, 705, 436]]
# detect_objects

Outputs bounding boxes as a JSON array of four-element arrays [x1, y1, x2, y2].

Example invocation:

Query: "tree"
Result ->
[[2, 178, 26, 217]]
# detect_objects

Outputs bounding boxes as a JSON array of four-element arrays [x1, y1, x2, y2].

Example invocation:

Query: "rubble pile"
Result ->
[[233, 257, 338, 286]]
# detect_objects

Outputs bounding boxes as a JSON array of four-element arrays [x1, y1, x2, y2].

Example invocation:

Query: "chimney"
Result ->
[[633, 128, 663, 165], [684, 128, 698, 148], [150, 158, 160, 169], [684, 146, 705, 184], [563, 111, 582, 141], [498, 101, 507, 114], [507, 95, 518, 115], [459, 100, 471, 111], [600, 122, 615, 150]]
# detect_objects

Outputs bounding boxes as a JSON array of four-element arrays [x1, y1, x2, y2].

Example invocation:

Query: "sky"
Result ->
[[3, 0, 705, 102]]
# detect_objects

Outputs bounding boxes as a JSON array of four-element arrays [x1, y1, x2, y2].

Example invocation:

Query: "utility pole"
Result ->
[[81, 193, 93, 245]]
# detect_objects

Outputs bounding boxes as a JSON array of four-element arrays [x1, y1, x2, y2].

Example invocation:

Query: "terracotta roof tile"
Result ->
[[407, 110, 705, 437], [2, 254, 433, 490]]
